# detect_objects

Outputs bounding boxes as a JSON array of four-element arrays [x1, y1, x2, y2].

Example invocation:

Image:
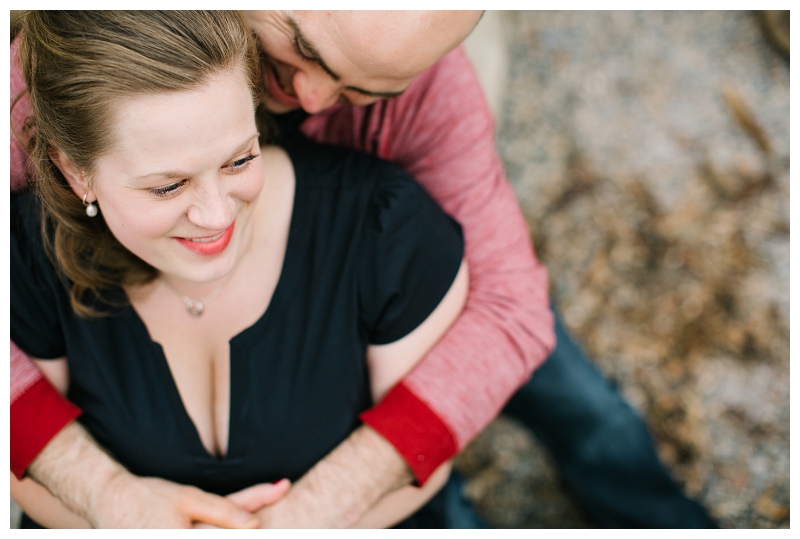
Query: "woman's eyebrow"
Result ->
[[133, 133, 259, 180], [225, 133, 261, 162]]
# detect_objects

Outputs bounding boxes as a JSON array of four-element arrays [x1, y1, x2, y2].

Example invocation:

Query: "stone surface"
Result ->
[[455, 10, 789, 529]]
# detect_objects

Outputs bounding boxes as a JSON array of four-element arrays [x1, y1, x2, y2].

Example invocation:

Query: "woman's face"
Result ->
[[86, 69, 263, 285]]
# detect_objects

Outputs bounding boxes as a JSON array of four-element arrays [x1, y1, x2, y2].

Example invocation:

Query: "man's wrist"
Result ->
[[360, 382, 457, 484], [27, 421, 128, 527], [355, 423, 415, 488], [260, 424, 413, 528], [10, 350, 83, 479]]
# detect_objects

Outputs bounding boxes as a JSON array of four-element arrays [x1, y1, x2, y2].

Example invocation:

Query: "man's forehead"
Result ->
[[293, 10, 481, 80]]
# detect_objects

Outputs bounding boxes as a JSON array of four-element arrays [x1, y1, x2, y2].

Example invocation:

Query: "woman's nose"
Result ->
[[292, 69, 340, 114], [186, 180, 233, 231]]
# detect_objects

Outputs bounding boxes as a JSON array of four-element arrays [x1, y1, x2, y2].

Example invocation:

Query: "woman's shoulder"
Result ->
[[279, 132, 458, 237], [281, 132, 409, 193]]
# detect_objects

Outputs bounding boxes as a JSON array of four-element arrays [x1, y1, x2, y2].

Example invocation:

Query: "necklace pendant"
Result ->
[[186, 300, 204, 317]]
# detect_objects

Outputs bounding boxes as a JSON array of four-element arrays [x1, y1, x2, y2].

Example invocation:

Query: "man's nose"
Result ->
[[292, 69, 341, 114], [186, 180, 233, 231]]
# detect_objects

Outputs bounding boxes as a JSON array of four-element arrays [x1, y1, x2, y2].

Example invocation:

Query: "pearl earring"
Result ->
[[83, 194, 98, 218]]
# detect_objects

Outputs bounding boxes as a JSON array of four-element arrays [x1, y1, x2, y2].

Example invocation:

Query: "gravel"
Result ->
[[454, 10, 789, 529]]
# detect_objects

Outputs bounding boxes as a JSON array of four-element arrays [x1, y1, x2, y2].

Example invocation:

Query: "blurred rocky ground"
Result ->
[[456, 10, 789, 529]]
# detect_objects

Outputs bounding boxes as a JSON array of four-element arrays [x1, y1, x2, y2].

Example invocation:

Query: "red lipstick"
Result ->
[[175, 221, 235, 256]]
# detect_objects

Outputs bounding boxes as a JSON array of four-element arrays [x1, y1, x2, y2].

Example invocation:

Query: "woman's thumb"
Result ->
[[226, 479, 291, 512]]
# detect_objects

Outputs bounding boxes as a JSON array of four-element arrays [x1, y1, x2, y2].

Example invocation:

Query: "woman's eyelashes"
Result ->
[[148, 154, 260, 197], [150, 179, 188, 198], [226, 153, 260, 172]]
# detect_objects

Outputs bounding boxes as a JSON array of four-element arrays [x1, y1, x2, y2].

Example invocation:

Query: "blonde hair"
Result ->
[[17, 11, 261, 316]]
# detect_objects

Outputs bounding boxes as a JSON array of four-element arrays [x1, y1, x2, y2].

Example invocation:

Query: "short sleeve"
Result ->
[[10, 193, 67, 359], [359, 164, 464, 345]]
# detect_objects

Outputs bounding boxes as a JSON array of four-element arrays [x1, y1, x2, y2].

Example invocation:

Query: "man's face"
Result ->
[[244, 11, 482, 114]]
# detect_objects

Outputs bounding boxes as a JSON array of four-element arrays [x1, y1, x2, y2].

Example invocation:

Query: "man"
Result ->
[[10, 11, 713, 528]]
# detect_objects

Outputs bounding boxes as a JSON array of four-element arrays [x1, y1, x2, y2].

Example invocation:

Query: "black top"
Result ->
[[11, 133, 463, 496]]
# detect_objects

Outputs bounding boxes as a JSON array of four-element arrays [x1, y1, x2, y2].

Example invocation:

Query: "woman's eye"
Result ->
[[227, 153, 259, 171], [149, 180, 187, 198]]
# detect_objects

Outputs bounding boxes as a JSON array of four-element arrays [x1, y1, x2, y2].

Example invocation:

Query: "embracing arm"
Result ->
[[14, 420, 268, 529], [304, 46, 555, 483], [11, 443, 92, 529], [352, 260, 469, 528], [10, 341, 82, 480], [11, 356, 264, 529], [9, 34, 83, 481]]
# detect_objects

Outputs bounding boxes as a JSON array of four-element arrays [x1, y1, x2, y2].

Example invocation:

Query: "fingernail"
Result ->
[[271, 478, 288, 486]]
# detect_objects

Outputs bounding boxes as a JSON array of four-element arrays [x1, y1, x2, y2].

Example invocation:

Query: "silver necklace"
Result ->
[[161, 272, 235, 317]]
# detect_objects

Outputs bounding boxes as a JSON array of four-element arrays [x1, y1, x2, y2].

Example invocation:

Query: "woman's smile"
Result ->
[[175, 221, 236, 256]]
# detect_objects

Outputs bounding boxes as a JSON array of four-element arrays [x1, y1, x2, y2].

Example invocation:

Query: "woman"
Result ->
[[10, 11, 467, 528]]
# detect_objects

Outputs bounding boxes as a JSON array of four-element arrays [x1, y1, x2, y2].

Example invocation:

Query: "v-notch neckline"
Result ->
[[125, 159, 302, 462]]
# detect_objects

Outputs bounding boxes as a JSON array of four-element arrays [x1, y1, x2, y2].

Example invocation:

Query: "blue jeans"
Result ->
[[394, 472, 488, 528], [501, 309, 716, 528]]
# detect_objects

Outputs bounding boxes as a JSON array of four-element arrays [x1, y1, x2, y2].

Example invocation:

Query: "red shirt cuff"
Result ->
[[10, 377, 82, 479], [359, 382, 456, 486]]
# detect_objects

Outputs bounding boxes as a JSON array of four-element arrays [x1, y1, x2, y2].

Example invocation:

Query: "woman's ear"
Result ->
[[49, 147, 94, 202]]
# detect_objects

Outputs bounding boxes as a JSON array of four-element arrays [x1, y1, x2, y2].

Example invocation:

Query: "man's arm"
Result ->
[[22, 419, 262, 528], [12, 352, 264, 529], [9, 34, 85, 480], [10, 342, 83, 479], [254, 426, 452, 529], [302, 45, 556, 483], [255, 425, 412, 528]]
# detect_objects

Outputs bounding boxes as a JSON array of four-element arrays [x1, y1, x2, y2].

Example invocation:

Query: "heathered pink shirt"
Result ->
[[10, 41, 554, 483]]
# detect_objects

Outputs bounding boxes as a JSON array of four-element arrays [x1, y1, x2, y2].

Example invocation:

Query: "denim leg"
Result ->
[[394, 472, 490, 528], [502, 309, 716, 528]]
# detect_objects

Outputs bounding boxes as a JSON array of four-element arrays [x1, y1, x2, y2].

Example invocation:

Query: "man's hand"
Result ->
[[95, 474, 261, 528], [27, 421, 260, 528], [255, 425, 414, 528]]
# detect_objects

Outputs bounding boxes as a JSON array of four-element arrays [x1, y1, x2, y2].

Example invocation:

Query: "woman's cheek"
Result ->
[[102, 201, 180, 248], [240, 166, 266, 202]]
